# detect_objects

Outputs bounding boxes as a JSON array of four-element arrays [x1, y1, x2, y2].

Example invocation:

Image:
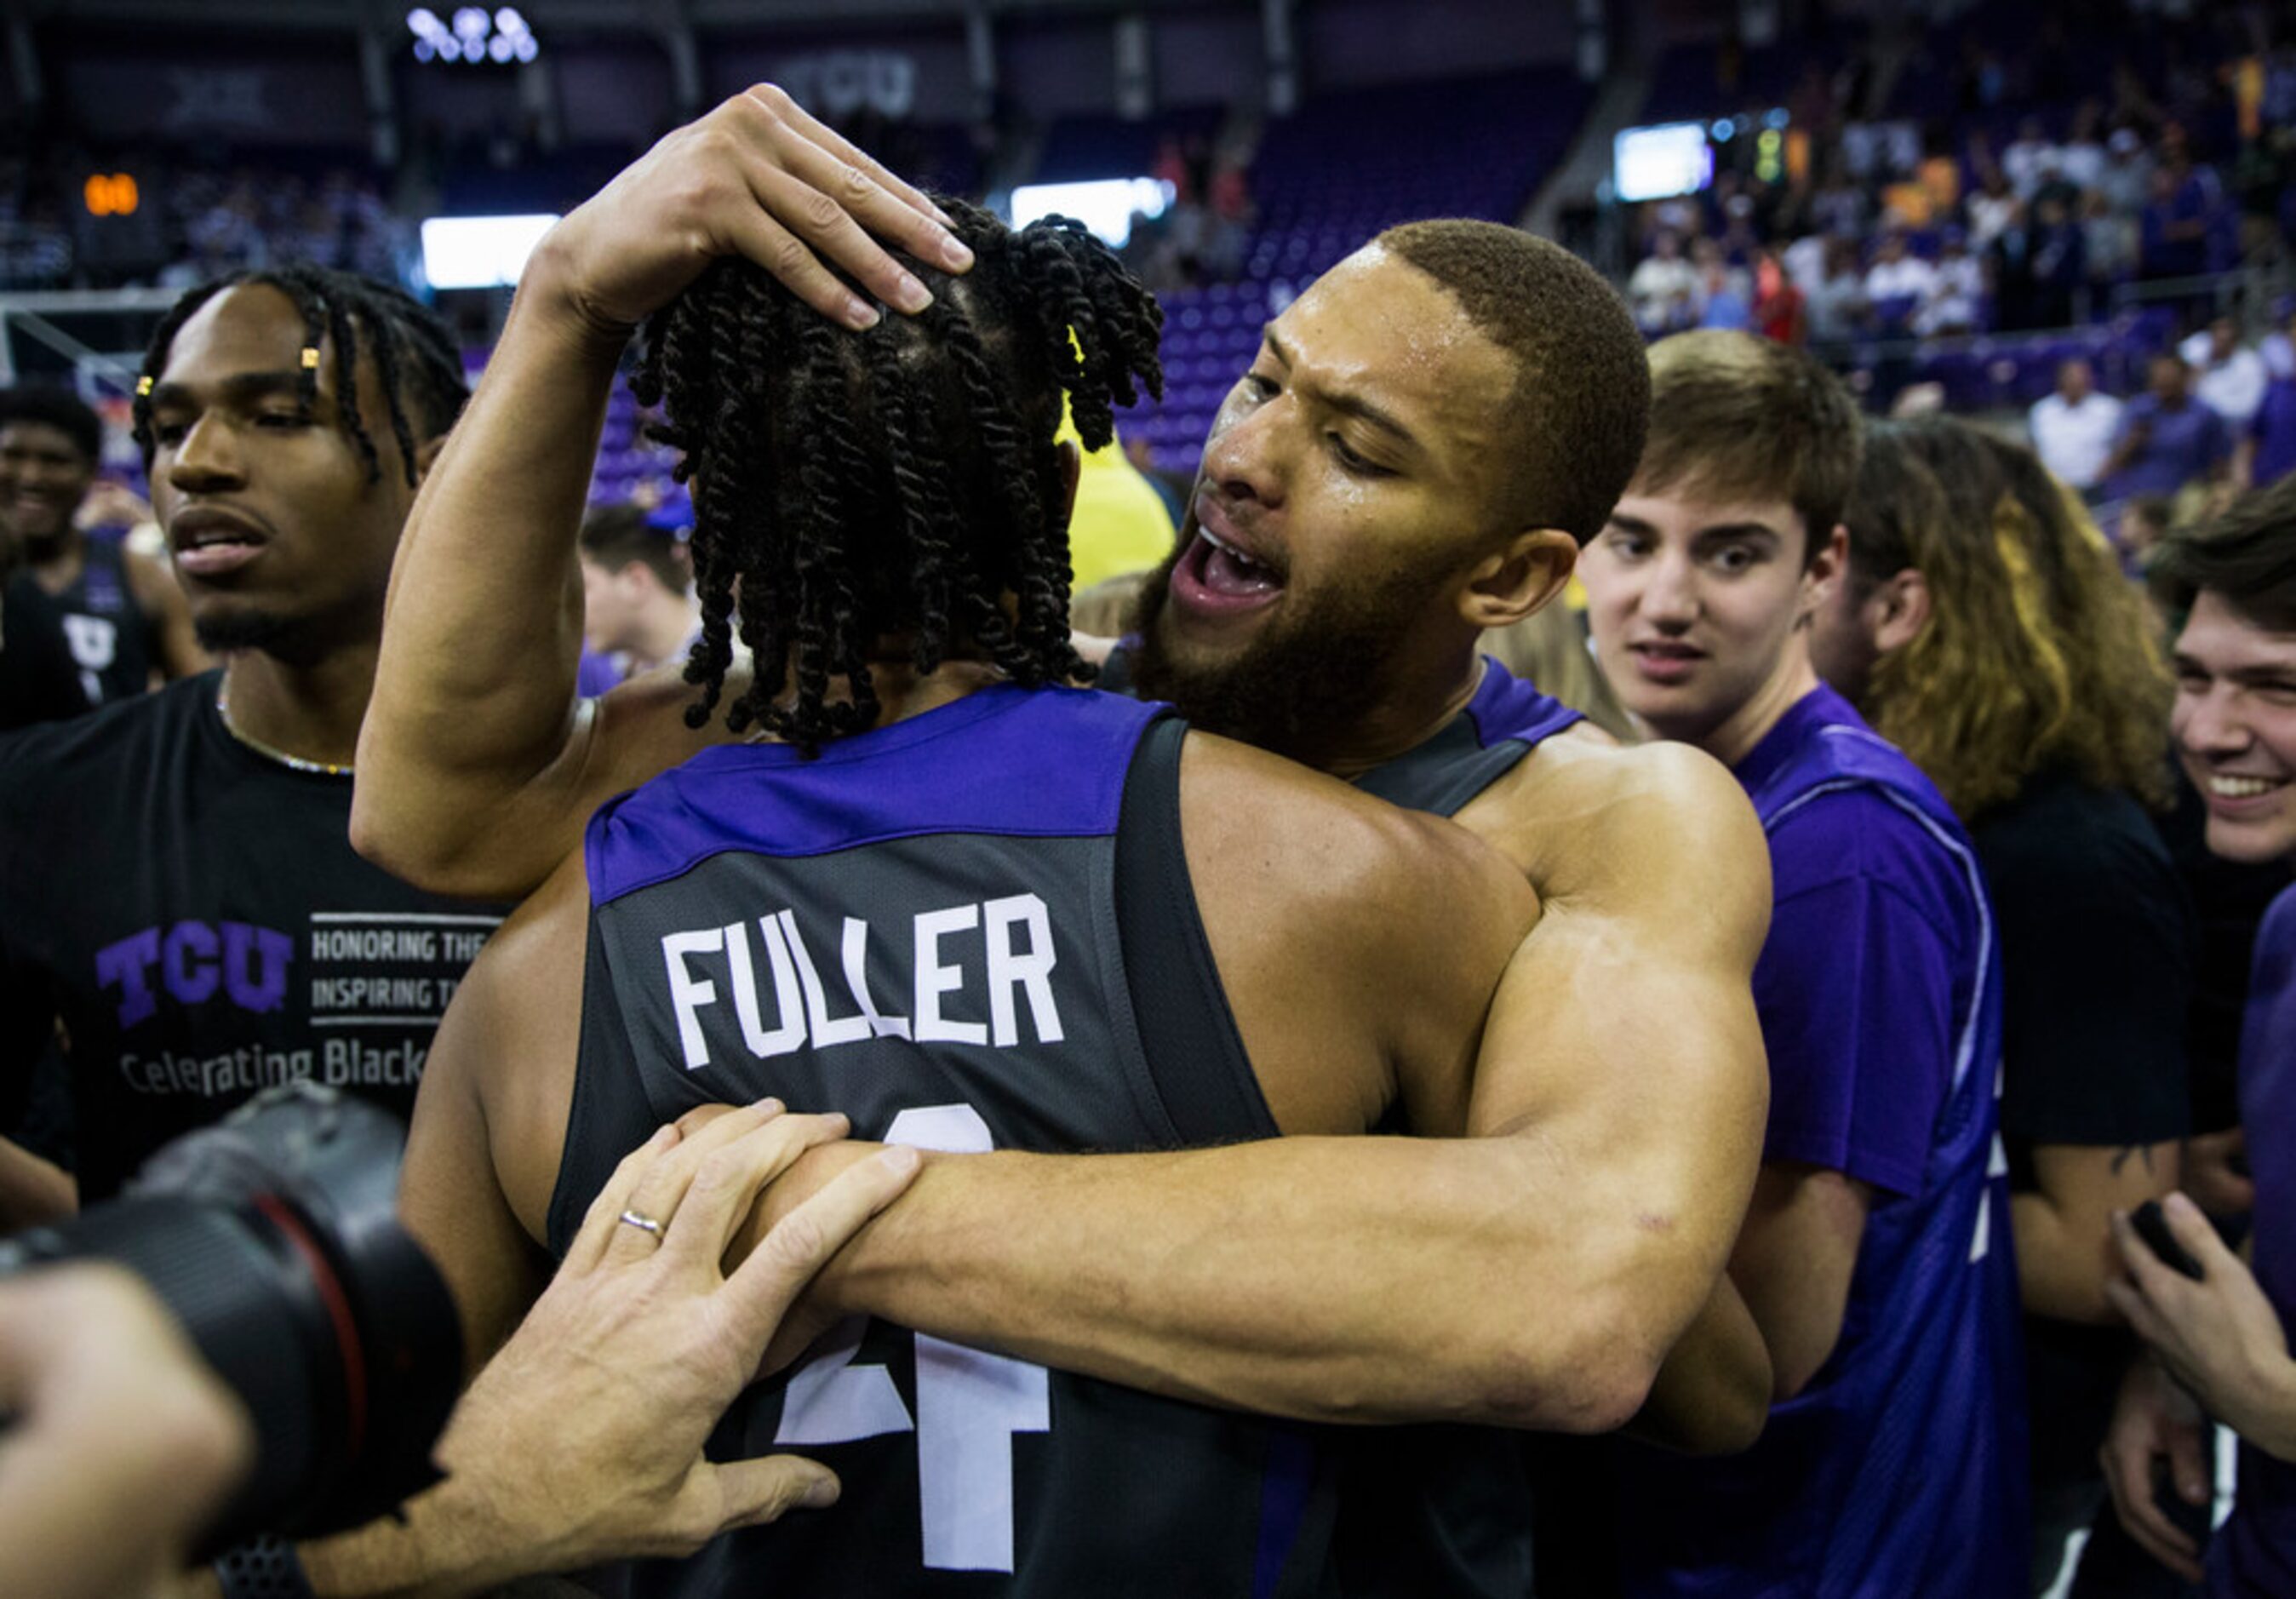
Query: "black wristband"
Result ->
[[214, 1536, 317, 1599]]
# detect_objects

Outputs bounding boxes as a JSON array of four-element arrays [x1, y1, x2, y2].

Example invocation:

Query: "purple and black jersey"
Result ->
[[1351, 657, 1583, 817], [558, 660, 1591, 1597], [1611, 686, 2028, 1597], [554, 685, 1338, 1597], [2216, 883, 2296, 1596], [1099, 644, 1583, 819], [1103, 647, 1586, 1595]]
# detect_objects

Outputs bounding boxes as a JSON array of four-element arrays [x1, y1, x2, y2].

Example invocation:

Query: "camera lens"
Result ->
[[0, 1086, 462, 1547]]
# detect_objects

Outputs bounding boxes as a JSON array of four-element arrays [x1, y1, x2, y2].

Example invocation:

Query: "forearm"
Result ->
[[352, 255, 624, 889], [2013, 1190, 2122, 1325], [1623, 1275, 1770, 1455], [301, 1477, 550, 1599], [797, 1136, 1669, 1433], [2247, 1375, 2296, 1464], [2018, 1143, 2181, 1326]]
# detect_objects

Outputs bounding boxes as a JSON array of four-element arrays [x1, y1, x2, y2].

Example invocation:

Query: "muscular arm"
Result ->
[[2015, 1141, 2181, 1325], [1624, 1275, 1770, 1453], [348, 272, 653, 898], [1729, 1163, 1873, 1401], [352, 89, 969, 898], [753, 743, 1772, 1434]]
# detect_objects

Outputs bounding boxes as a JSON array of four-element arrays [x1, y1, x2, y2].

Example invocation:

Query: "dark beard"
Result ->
[[194, 607, 317, 662], [1129, 547, 1446, 769]]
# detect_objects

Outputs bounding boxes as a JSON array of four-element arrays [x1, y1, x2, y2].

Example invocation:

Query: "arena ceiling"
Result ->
[[7, 0, 1262, 33]]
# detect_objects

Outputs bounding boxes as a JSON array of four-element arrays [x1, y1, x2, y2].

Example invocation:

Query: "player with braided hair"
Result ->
[[628, 199, 1159, 751], [316, 93, 1769, 1599], [130, 264, 465, 496], [0, 263, 501, 1224]]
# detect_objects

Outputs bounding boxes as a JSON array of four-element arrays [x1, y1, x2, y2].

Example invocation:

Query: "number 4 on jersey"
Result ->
[[773, 1103, 1051, 1573]]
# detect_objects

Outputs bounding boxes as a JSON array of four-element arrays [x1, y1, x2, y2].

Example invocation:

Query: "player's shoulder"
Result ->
[[1177, 727, 1535, 942], [469, 843, 593, 987], [1474, 736, 1770, 915]]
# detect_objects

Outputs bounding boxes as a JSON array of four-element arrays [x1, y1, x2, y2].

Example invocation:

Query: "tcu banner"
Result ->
[[770, 50, 918, 119]]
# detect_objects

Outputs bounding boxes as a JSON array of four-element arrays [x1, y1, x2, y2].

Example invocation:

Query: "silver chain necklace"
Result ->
[[215, 686, 354, 777]]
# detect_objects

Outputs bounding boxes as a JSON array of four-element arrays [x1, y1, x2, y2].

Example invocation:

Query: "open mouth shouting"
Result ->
[[1170, 496, 1285, 624]]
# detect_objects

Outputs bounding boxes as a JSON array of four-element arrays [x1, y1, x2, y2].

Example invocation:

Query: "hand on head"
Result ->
[[529, 84, 976, 338]]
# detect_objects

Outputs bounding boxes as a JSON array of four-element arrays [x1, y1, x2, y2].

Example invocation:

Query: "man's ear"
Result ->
[[411, 433, 448, 485], [1799, 522, 1850, 622], [1869, 566, 1932, 653], [1053, 440, 1082, 529], [1458, 528, 1577, 631]]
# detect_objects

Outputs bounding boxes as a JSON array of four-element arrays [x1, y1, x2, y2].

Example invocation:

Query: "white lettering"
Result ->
[[842, 917, 911, 1040], [782, 910, 873, 1048], [655, 896, 1066, 1061], [982, 894, 1062, 1047], [773, 1103, 1048, 1573], [117, 1045, 315, 1097], [912, 905, 986, 1046], [725, 918, 805, 1059], [663, 928, 724, 1070]]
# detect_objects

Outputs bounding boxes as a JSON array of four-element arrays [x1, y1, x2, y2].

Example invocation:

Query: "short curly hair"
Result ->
[[1375, 220, 1650, 545]]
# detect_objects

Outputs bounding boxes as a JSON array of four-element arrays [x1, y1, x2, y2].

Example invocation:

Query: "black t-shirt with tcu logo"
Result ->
[[0, 669, 504, 1200]]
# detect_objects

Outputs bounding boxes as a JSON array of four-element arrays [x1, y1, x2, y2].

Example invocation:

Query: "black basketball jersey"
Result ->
[[49, 536, 156, 705], [1096, 645, 1582, 821], [1098, 645, 1589, 1597], [551, 685, 1342, 1597]]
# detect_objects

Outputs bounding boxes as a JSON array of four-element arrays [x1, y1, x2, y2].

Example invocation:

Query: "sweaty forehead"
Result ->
[[1275, 248, 1513, 454]]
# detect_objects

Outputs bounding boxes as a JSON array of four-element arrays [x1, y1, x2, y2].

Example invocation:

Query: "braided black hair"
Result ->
[[633, 197, 1163, 754], [130, 264, 469, 485]]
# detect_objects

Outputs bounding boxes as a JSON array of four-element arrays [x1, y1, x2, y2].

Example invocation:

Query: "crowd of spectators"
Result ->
[[2013, 301, 2296, 544], [1624, 8, 2287, 352], [1119, 129, 1258, 295], [0, 144, 409, 294]]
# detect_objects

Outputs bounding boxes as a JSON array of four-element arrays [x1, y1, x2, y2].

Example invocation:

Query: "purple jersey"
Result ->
[[2250, 379, 2296, 490], [1351, 656, 1582, 817], [1612, 686, 2028, 1597], [2108, 395, 2233, 501], [575, 645, 624, 697], [2214, 884, 2296, 1596]]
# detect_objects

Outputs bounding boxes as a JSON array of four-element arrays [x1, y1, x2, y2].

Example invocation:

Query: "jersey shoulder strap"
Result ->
[[1352, 657, 1583, 817]]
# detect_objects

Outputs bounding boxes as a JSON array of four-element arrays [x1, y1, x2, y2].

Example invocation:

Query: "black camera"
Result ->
[[0, 1082, 463, 1550]]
